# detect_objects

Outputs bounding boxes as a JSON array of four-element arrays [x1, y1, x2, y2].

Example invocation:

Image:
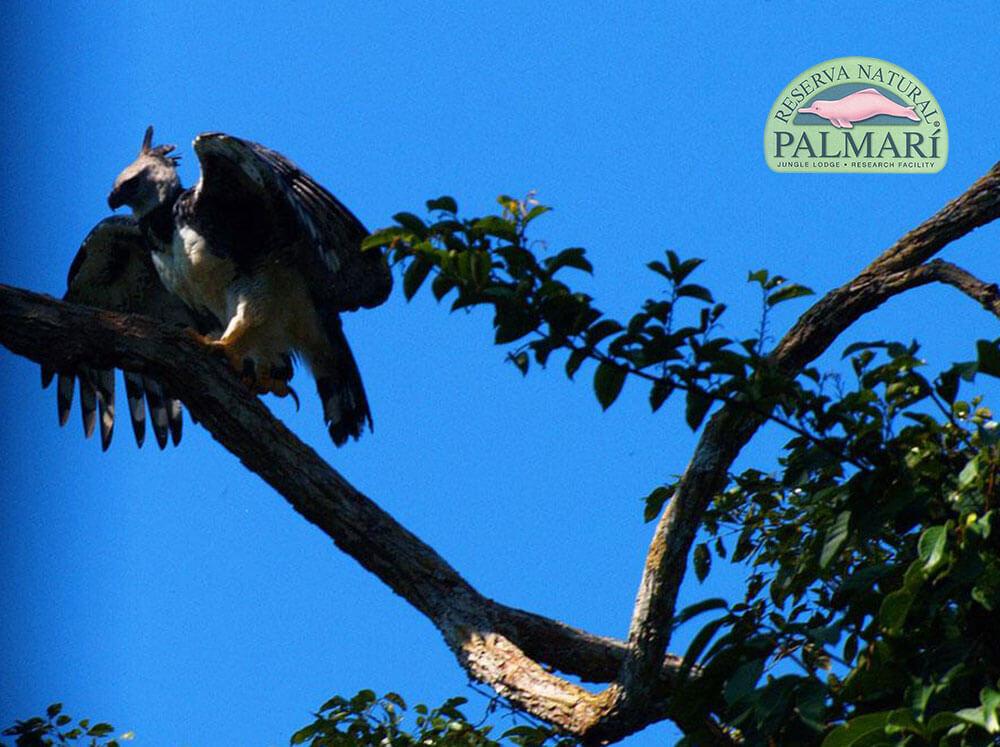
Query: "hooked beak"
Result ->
[[107, 189, 125, 211]]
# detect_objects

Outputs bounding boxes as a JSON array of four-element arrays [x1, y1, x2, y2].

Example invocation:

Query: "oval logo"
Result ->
[[764, 57, 947, 173]]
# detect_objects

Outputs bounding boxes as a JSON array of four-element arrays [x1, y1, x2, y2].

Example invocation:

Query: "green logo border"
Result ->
[[764, 57, 947, 174]]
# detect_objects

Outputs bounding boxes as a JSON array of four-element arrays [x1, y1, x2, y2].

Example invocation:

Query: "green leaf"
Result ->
[[673, 597, 729, 625], [841, 340, 886, 358], [593, 361, 626, 410], [684, 388, 712, 430], [843, 633, 859, 665], [647, 260, 671, 280], [431, 273, 455, 301], [384, 691, 407, 710], [885, 708, 923, 736], [676, 284, 714, 303], [879, 589, 913, 634], [820, 510, 851, 568], [585, 319, 623, 346], [565, 348, 588, 380], [523, 204, 551, 224], [976, 339, 1000, 377], [509, 351, 529, 375], [820, 710, 892, 747], [724, 658, 765, 705], [46, 703, 62, 719], [674, 257, 704, 283], [361, 228, 402, 251], [926, 711, 964, 735], [545, 247, 592, 275], [714, 536, 727, 559], [980, 687, 1000, 732], [493, 304, 536, 344], [917, 524, 947, 571], [935, 370, 959, 404], [680, 615, 729, 679], [767, 283, 814, 306], [649, 379, 673, 413], [402, 259, 433, 301], [393, 211, 427, 235], [958, 456, 979, 490], [694, 542, 711, 582], [474, 215, 517, 241], [426, 196, 458, 213], [87, 723, 115, 738], [643, 485, 672, 522], [290, 723, 318, 744]]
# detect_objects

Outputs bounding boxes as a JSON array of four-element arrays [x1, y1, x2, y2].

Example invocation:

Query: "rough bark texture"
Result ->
[[590, 162, 1000, 741], [0, 286, 691, 736], [1, 162, 998, 745]]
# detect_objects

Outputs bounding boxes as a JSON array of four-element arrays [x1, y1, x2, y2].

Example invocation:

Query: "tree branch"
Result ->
[[593, 161, 1000, 742], [2, 162, 997, 745], [918, 258, 1000, 318], [0, 284, 688, 736]]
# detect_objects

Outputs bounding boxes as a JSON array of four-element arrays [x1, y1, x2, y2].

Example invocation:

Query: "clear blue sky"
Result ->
[[1, 3, 997, 745]]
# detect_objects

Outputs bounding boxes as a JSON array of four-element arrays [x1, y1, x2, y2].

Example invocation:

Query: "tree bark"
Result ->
[[1, 162, 998, 744]]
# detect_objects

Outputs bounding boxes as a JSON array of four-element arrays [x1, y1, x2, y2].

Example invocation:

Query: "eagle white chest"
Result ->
[[151, 225, 234, 322]]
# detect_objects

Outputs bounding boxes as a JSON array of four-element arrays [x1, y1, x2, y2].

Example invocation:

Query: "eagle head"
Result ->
[[108, 126, 181, 217]]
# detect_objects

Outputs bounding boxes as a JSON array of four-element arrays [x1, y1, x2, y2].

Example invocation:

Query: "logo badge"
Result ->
[[764, 57, 947, 173]]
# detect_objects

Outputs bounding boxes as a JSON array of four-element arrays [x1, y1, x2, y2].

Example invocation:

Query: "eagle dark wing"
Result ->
[[42, 216, 212, 450], [190, 132, 392, 311]]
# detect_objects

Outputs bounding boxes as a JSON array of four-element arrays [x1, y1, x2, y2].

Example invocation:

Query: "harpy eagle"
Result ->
[[46, 127, 391, 448]]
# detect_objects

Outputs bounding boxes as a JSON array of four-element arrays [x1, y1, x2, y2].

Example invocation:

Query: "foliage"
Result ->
[[1, 703, 131, 747], [289, 689, 577, 746], [7, 195, 997, 745], [3, 695, 576, 747], [364, 196, 1000, 746], [363, 193, 811, 430], [683, 341, 1000, 747]]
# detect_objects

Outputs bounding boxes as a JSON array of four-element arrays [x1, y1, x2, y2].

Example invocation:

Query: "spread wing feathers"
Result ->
[[313, 312, 373, 447], [192, 133, 392, 311], [41, 216, 206, 450]]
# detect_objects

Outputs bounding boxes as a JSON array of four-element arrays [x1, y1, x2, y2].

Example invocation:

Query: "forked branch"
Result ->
[[0, 162, 998, 745], [0, 285, 688, 738], [597, 162, 1000, 742]]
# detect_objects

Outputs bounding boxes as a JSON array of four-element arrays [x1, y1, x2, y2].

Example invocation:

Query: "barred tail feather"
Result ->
[[142, 377, 170, 450], [314, 315, 372, 447], [53, 368, 113, 449], [57, 373, 75, 427], [95, 369, 116, 451], [124, 372, 147, 447], [167, 398, 183, 446], [79, 374, 97, 439]]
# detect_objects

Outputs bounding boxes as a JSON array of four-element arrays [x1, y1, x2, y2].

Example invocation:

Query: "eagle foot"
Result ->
[[194, 334, 246, 375], [240, 359, 300, 410], [192, 333, 296, 407]]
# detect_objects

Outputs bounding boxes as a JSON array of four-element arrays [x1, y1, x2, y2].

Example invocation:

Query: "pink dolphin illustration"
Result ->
[[797, 88, 920, 128]]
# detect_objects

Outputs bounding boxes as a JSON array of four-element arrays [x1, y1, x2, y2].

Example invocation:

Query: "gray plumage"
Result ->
[[106, 127, 392, 446], [42, 216, 215, 450]]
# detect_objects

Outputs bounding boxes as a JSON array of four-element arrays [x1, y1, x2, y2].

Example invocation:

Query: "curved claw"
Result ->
[[286, 385, 300, 412], [269, 379, 301, 411]]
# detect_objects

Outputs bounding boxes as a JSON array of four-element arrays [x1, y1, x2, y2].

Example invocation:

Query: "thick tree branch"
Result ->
[[591, 161, 1000, 742], [2, 163, 997, 745], [0, 285, 689, 736]]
